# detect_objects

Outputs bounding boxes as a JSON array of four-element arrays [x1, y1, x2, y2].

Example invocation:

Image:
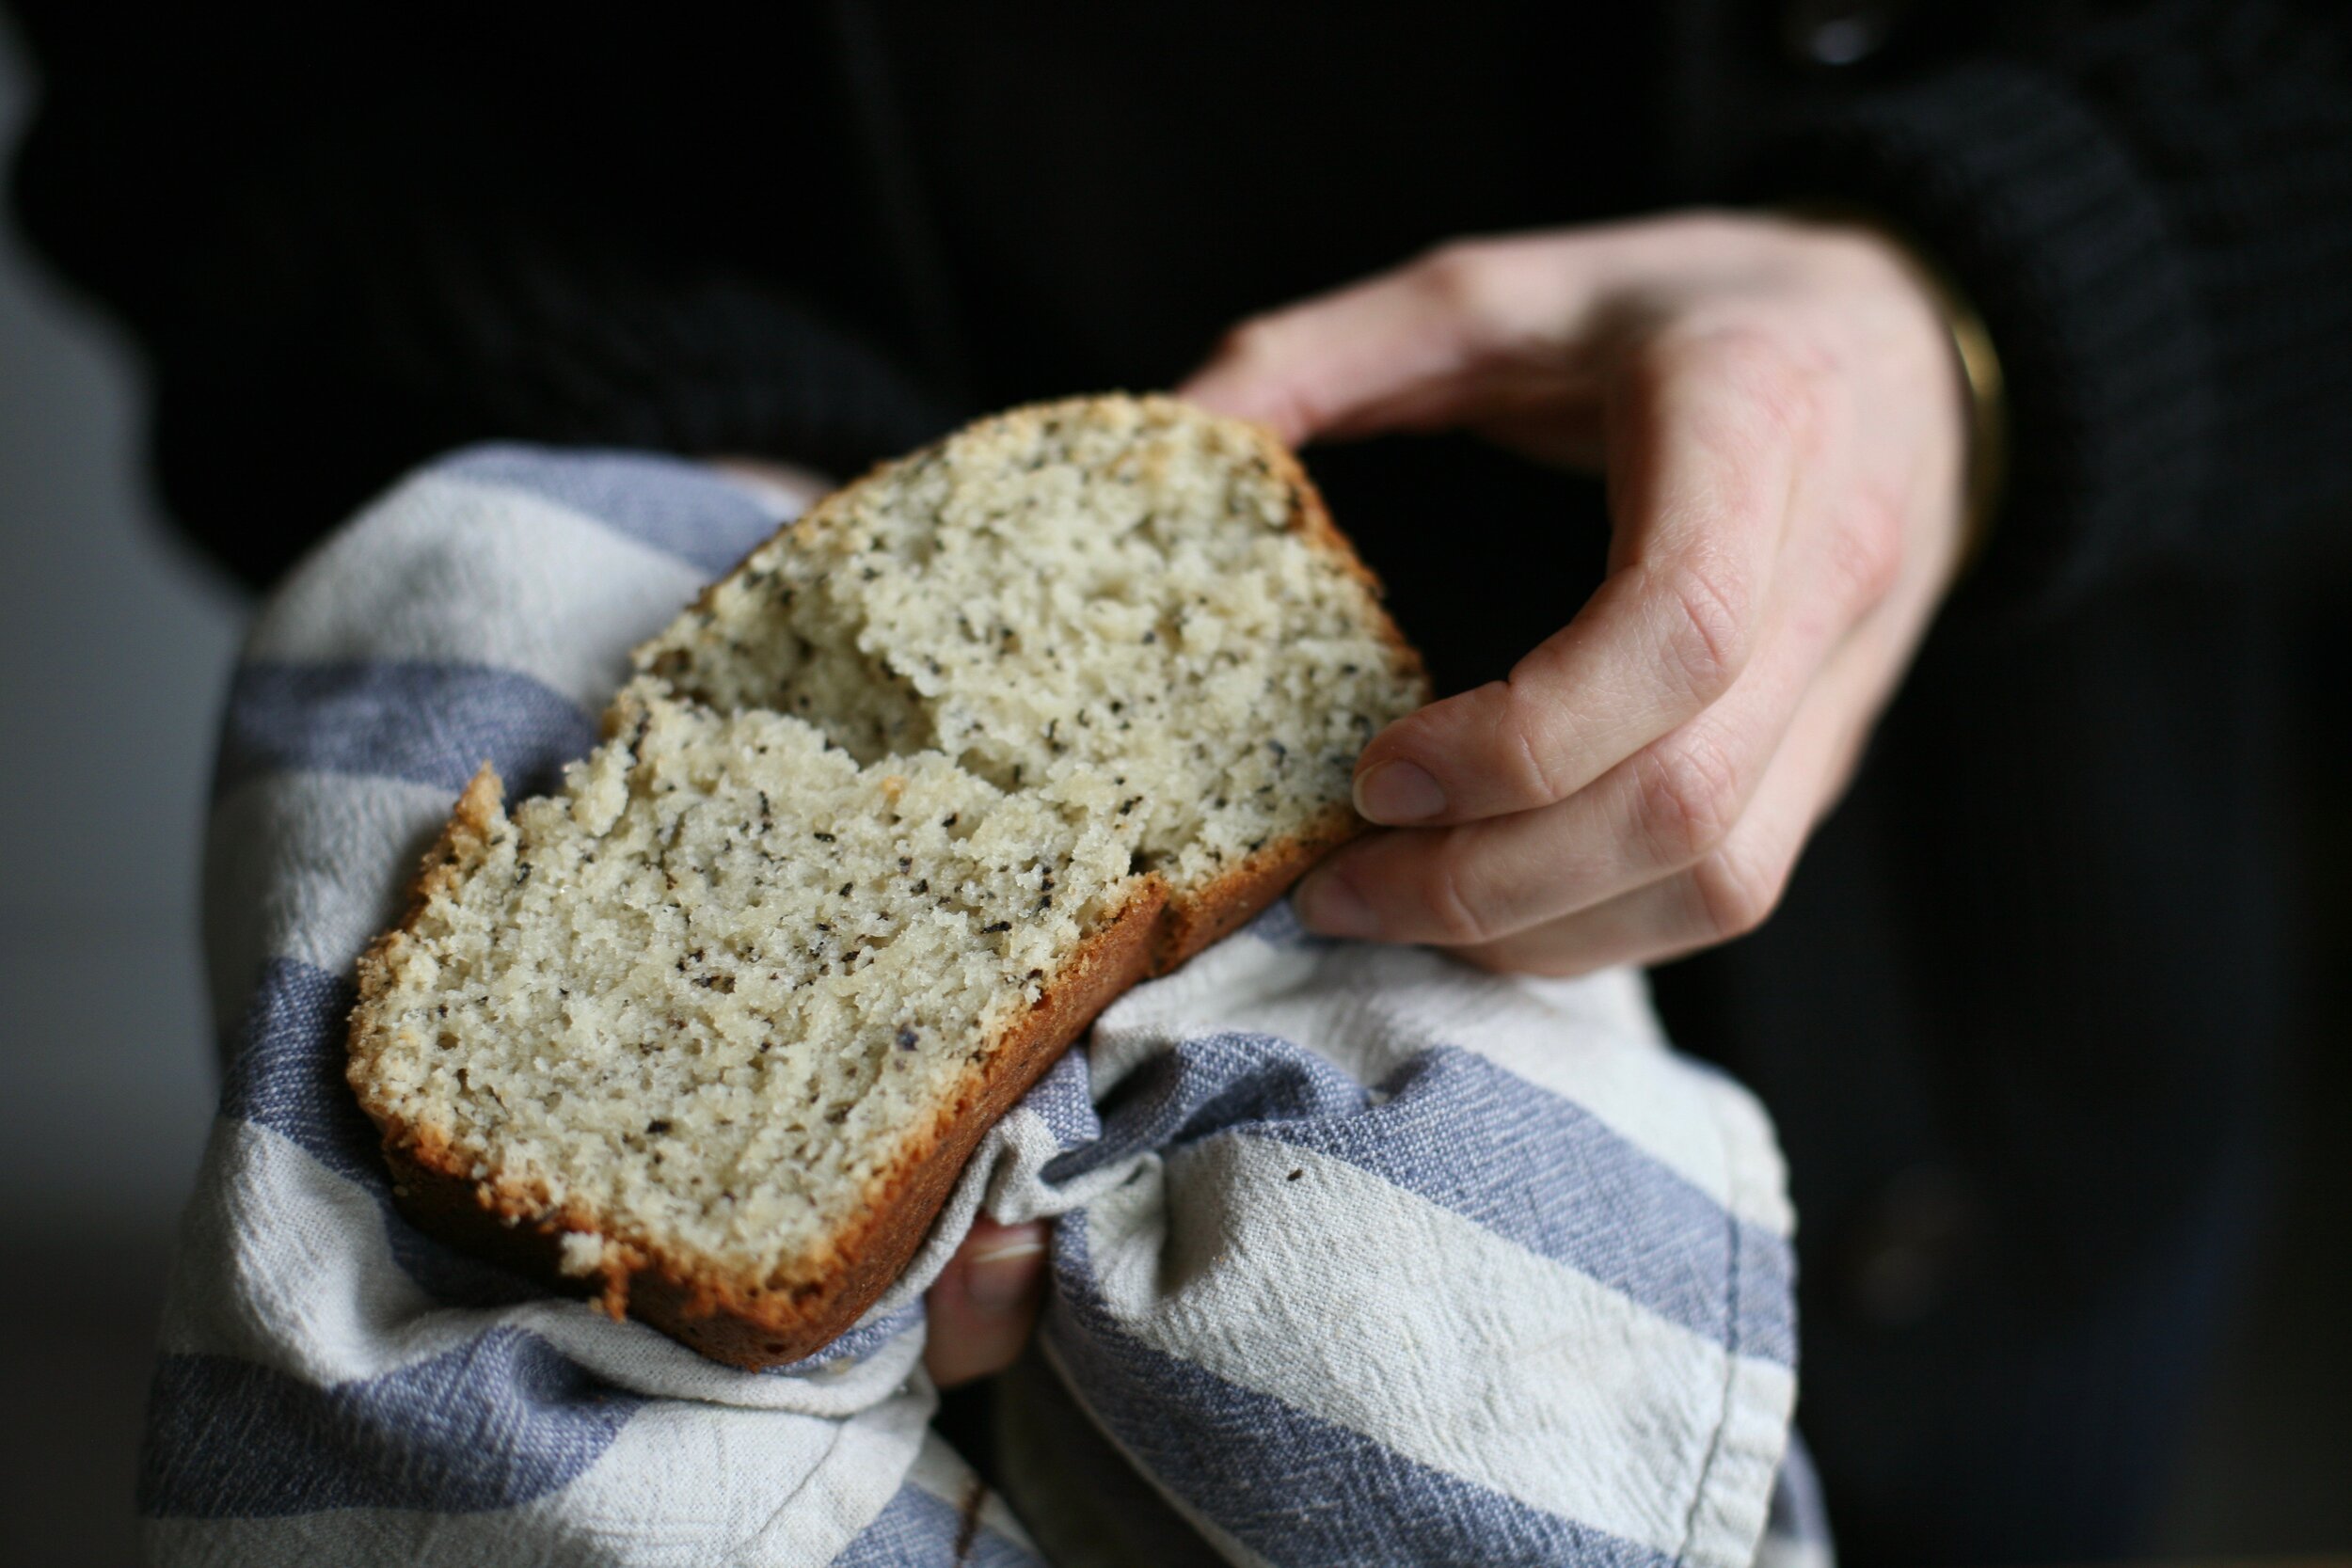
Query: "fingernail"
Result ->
[[964, 1233, 1047, 1312], [1355, 760, 1445, 824], [1295, 868, 1378, 940]]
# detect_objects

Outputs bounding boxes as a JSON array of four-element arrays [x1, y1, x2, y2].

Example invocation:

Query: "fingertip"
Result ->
[[1293, 863, 1379, 940], [1172, 371, 1306, 446], [1353, 758, 1447, 824], [924, 1220, 1049, 1387], [1168, 363, 1232, 407]]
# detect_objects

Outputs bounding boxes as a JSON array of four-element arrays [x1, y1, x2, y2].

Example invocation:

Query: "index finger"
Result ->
[[1351, 327, 1810, 827], [1175, 237, 1600, 447]]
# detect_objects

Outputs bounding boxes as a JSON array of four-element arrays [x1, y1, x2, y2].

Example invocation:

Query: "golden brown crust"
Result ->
[[371, 882, 1170, 1369], [347, 394, 1430, 1369], [360, 803, 1336, 1370], [358, 836, 1320, 1371], [1151, 802, 1359, 973], [347, 764, 507, 1101]]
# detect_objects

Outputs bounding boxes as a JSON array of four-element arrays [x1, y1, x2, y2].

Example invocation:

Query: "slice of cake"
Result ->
[[347, 394, 1428, 1367]]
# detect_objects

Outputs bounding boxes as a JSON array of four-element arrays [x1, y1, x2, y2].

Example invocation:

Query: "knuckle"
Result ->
[[1416, 240, 1489, 296], [1737, 343, 1824, 451], [1422, 852, 1500, 947], [1655, 550, 1754, 700], [1216, 314, 1284, 367], [1826, 490, 1905, 611], [1647, 323, 1826, 451], [1414, 241, 1512, 330], [1635, 732, 1745, 864], [1212, 315, 1327, 435], [1619, 325, 1703, 412], [1494, 679, 1575, 802], [1691, 840, 1789, 941]]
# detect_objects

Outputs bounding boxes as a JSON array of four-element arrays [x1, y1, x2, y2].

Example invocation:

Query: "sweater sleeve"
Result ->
[[1744, 0, 2352, 619], [4, 6, 951, 589]]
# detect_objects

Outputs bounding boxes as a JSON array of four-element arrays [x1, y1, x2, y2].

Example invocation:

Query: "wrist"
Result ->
[[1776, 203, 2008, 577]]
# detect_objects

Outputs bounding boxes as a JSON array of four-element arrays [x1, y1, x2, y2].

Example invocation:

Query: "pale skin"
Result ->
[[780, 211, 1977, 1386]]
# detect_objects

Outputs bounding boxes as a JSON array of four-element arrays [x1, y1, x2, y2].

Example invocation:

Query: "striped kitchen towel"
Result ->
[[146, 444, 1821, 1567]]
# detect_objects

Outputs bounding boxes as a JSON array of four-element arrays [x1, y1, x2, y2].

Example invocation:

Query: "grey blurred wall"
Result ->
[[0, 18, 246, 1564]]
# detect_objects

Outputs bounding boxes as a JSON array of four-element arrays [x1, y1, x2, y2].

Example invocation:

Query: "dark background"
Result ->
[[0, 14, 2342, 1563]]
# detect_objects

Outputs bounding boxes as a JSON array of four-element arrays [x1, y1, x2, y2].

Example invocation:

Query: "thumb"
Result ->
[[1175, 237, 1602, 449], [922, 1219, 1049, 1387]]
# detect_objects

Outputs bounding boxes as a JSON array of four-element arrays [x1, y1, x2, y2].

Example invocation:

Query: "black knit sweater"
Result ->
[[11, 3, 2347, 1560], [11, 4, 2347, 606]]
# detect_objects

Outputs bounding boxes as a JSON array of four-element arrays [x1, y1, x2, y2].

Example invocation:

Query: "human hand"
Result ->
[[921, 1218, 1049, 1386], [1179, 212, 1972, 974], [706, 455, 835, 513]]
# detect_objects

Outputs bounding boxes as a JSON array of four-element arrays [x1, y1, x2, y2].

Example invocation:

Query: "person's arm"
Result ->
[[5, 6, 949, 588]]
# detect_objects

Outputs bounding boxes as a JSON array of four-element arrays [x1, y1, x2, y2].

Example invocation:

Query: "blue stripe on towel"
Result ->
[[1242, 898, 1320, 948], [1043, 1221, 1676, 1568], [1041, 1030, 1366, 1184], [221, 955, 542, 1308], [216, 659, 599, 801], [219, 957, 379, 1186], [1263, 1045, 1795, 1367], [139, 1328, 639, 1517], [769, 1303, 927, 1375], [1025, 1047, 1104, 1152], [998, 1348, 1234, 1568], [1766, 1433, 1831, 1553], [834, 1481, 1045, 1568], [1053, 1032, 1793, 1364], [219, 957, 972, 1354], [440, 444, 780, 578]]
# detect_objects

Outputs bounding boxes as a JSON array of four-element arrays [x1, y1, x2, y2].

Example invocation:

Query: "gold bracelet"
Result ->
[[1774, 204, 2009, 576]]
